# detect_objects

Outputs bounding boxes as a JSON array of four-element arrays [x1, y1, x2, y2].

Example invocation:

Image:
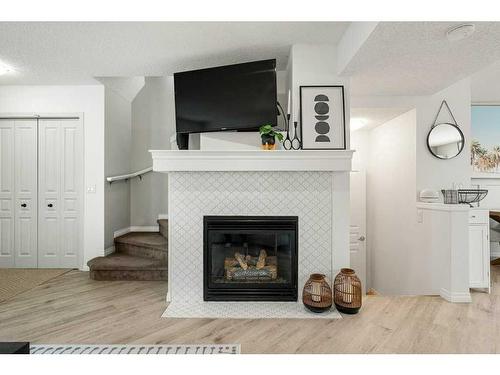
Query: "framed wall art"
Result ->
[[299, 85, 346, 150]]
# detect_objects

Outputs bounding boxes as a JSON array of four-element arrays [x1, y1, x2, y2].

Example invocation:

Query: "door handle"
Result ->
[[21, 203, 27, 208], [358, 236, 366, 241], [47, 203, 53, 208]]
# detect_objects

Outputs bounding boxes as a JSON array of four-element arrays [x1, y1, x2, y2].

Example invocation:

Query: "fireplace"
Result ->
[[204, 216, 298, 301]]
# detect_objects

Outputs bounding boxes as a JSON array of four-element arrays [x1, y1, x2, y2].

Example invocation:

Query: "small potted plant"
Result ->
[[259, 124, 283, 150]]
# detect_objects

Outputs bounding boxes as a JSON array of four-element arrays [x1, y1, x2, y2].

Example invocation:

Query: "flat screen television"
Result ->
[[174, 59, 277, 135]]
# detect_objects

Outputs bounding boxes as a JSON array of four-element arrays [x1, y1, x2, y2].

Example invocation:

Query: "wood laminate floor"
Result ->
[[1, 266, 500, 353]]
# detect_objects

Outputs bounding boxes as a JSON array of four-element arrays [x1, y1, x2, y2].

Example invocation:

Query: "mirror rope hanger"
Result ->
[[431, 100, 459, 128]]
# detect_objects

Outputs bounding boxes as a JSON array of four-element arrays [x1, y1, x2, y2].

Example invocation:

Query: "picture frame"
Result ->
[[299, 85, 346, 150]]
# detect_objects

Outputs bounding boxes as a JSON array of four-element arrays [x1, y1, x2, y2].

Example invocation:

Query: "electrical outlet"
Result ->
[[86, 185, 96, 194]]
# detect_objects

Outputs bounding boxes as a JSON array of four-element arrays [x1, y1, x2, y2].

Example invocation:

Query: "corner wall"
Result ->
[[130, 77, 176, 226], [104, 88, 131, 249], [366, 109, 419, 294]]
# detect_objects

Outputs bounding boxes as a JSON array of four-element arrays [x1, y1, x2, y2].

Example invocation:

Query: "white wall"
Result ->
[[289, 44, 351, 148], [0, 85, 105, 269], [104, 88, 131, 249], [416, 78, 472, 194], [131, 77, 176, 226], [367, 109, 420, 294]]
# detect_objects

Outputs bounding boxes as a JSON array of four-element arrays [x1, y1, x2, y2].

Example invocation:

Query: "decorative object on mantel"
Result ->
[[259, 124, 283, 150], [427, 100, 465, 160], [333, 268, 362, 314], [300, 85, 346, 150], [302, 273, 333, 313], [419, 189, 440, 203]]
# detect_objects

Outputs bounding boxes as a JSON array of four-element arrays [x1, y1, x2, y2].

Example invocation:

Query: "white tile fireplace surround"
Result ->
[[150, 150, 353, 318]]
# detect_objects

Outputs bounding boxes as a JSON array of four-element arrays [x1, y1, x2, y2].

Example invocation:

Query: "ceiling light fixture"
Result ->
[[350, 118, 367, 132], [446, 24, 476, 42], [0, 61, 13, 76]]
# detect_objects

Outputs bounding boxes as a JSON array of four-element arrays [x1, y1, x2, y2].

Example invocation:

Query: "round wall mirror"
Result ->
[[427, 122, 465, 160]]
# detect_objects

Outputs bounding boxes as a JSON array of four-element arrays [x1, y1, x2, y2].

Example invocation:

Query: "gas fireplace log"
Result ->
[[234, 252, 248, 270], [226, 264, 278, 280], [256, 249, 267, 269]]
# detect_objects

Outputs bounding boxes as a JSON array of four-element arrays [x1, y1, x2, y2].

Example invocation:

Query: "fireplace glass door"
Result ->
[[204, 216, 298, 301]]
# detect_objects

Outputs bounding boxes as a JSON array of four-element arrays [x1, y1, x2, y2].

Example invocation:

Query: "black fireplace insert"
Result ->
[[204, 216, 298, 301]]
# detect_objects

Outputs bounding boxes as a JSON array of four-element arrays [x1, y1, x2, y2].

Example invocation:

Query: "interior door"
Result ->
[[0, 120, 15, 267], [14, 120, 38, 267], [38, 118, 83, 268], [350, 170, 367, 294]]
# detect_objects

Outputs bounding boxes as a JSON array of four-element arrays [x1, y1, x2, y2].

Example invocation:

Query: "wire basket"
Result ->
[[441, 189, 459, 204], [457, 189, 488, 207]]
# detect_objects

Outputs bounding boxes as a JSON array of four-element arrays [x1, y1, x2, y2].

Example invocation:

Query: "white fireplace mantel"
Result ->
[[150, 150, 354, 172], [150, 149, 354, 314]]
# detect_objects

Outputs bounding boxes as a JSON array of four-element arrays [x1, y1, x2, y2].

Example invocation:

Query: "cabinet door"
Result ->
[[14, 120, 38, 267], [0, 120, 15, 267], [469, 224, 489, 288], [38, 119, 82, 268]]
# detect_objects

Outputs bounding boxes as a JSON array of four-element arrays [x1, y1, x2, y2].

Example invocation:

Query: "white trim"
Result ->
[[130, 225, 159, 232], [150, 150, 354, 173], [114, 225, 159, 239], [440, 288, 472, 303], [104, 246, 115, 256], [113, 227, 131, 238], [416, 202, 470, 212], [158, 213, 169, 220]]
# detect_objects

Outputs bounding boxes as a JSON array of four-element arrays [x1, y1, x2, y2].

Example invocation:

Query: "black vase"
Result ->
[[261, 134, 276, 150]]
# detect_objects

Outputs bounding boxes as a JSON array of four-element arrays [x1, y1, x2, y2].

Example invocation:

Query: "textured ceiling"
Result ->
[[0, 22, 349, 85], [347, 22, 500, 96], [351, 107, 410, 131]]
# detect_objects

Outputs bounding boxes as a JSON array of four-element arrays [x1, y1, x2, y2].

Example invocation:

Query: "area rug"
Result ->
[[0, 268, 71, 303], [162, 301, 342, 319], [30, 344, 240, 354]]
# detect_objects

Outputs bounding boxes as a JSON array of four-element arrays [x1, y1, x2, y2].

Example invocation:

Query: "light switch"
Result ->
[[87, 185, 96, 194], [417, 209, 423, 223]]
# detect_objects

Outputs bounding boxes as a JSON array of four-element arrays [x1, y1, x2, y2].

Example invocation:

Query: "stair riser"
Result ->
[[159, 225, 168, 239], [115, 243, 167, 261], [89, 269, 167, 281], [158, 220, 168, 239]]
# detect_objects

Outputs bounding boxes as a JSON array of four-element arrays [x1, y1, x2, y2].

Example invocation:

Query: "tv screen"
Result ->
[[174, 59, 277, 134]]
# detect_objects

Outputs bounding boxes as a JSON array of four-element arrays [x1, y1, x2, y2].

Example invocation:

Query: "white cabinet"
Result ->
[[469, 210, 490, 291], [0, 117, 83, 269]]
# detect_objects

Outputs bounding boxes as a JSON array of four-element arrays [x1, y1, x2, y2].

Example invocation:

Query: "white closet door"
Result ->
[[38, 119, 83, 268], [14, 120, 38, 267], [0, 120, 15, 267]]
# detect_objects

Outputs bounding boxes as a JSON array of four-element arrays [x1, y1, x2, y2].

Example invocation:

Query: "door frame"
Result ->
[[0, 113, 85, 269]]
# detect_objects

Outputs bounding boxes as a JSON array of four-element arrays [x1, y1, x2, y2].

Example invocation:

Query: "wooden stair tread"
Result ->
[[87, 253, 167, 271], [114, 232, 167, 250]]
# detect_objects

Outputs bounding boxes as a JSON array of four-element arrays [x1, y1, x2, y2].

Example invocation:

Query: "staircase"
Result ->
[[87, 219, 168, 281]]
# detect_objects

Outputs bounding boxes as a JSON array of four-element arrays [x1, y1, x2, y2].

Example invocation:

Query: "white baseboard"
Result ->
[[114, 227, 131, 238], [104, 246, 115, 256], [440, 288, 472, 303], [114, 225, 159, 238], [130, 225, 159, 232], [158, 213, 169, 220]]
